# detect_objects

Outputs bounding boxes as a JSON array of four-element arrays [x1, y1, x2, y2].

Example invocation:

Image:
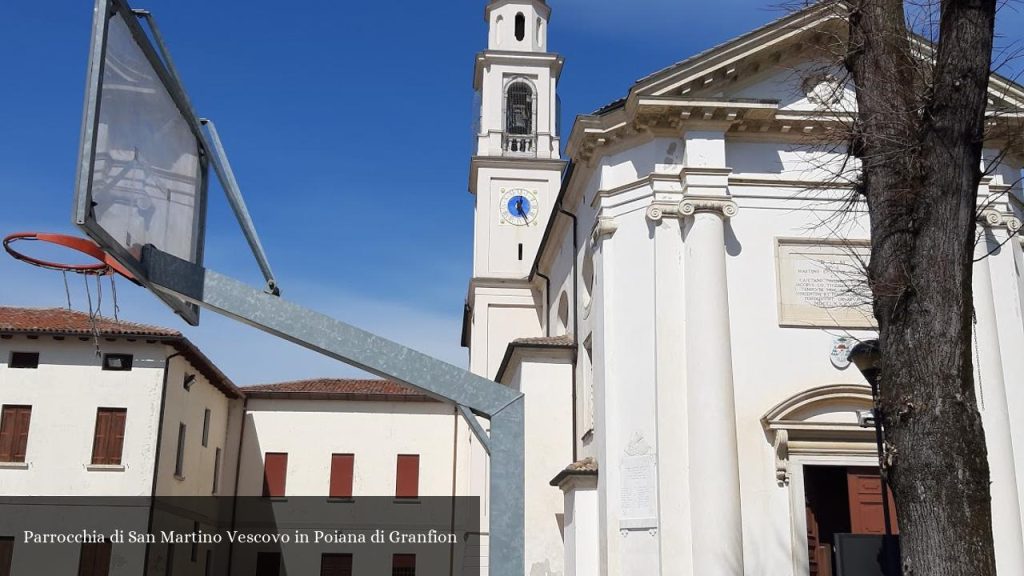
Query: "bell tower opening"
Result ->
[[515, 12, 526, 41]]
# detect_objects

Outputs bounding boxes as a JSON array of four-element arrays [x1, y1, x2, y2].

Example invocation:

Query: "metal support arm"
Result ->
[[139, 246, 524, 575]]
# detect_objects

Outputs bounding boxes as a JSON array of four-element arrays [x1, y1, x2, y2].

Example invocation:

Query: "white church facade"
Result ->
[[463, 1, 1024, 575]]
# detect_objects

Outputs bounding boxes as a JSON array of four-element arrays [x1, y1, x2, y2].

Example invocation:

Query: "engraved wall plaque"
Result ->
[[776, 239, 875, 328], [620, 454, 657, 522]]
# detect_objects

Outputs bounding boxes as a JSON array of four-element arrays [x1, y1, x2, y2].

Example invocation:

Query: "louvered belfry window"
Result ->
[[505, 83, 534, 136]]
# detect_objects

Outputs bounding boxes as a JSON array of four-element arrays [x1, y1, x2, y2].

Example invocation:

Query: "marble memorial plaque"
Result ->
[[776, 239, 875, 328], [620, 454, 657, 521]]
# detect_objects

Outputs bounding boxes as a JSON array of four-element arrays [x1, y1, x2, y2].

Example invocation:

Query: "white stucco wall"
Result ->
[[0, 336, 167, 496], [236, 398, 464, 498]]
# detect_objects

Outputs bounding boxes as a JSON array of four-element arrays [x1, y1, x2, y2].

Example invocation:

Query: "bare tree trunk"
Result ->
[[845, 0, 998, 574]]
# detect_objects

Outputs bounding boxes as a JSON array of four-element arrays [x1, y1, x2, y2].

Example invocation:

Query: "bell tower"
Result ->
[[465, 0, 566, 378]]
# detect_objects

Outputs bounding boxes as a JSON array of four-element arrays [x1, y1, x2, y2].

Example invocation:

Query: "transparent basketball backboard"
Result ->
[[72, 0, 207, 325]]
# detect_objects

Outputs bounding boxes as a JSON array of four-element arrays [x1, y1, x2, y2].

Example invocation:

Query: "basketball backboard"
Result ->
[[72, 0, 207, 325]]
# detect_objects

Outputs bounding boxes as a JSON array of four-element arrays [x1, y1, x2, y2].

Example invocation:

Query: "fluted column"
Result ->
[[975, 209, 1024, 574], [682, 195, 744, 576]]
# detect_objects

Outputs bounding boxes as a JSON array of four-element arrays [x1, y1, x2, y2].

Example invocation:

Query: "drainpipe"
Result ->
[[449, 406, 459, 576], [143, 350, 180, 576], [226, 396, 249, 575], [558, 206, 580, 461]]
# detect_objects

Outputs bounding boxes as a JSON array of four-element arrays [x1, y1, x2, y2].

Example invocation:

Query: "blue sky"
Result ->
[[1, 1, 1021, 386]]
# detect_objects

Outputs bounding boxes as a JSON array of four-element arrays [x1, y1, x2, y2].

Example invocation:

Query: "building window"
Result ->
[[505, 82, 534, 136], [204, 550, 213, 576], [0, 537, 13, 576], [392, 554, 416, 576], [0, 405, 31, 463], [396, 455, 419, 499], [91, 408, 126, 465], [212, 447, 222, 495], [263, 453, 288, 498], [255, 551, 281, 576], [190, 522, 200, 562], [202, 409, 211, 447], [101, 354, 132, 371], [320, 553, 353, 576], [514, 12, 525, 41], [164, 543, 175, 576], [174, 423, 187, 478], [557, 292, 570, 336], [330, 454, 355, 499], [8, 352, 39, 369], [77, 542, 112, 576]]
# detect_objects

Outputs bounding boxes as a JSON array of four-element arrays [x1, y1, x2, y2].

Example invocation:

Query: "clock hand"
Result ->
[[515, 198, 528, 223]]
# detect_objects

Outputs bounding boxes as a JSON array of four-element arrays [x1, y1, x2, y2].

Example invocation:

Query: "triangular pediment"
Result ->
[[630, 2, 1024, 112]]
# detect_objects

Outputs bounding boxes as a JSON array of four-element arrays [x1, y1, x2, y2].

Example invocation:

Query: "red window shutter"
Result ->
[[255, 552, 281, 576], [91, 410, 110, 465], [330, 454, 354, 498], [77, 542, 111, 576], [0, 537, 13, 576], [396, 455, 419, 498], [392, 553, 416, 574], [108, 410, 126, 465], [320, 553, 353, 576], [0, 408, 13, 462], [0, 406, 31, 463], [12, 407, 31, 463], [263, 453, 288, 497]]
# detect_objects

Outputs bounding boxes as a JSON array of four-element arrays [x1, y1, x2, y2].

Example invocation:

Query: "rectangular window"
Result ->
[[330, 454, 355, 499], [255, 552, 281, 576], [90, 408, 126, 465], [165, 544, 175, 576], [0, 537, 13, 576], [392, 554, 416, 576], [190, 522, 199, 562], [204, 550, 213, 576], [263, 453, 288, 498], [0, 406, 31, 463], [212, 448, 222, 495], [8, 352, 39, 369], [174, 423, 186, 478], [101, 354, 133, 371], [77, 542, 111, 576], [320, 553, 353, 576], [396, 455, 419, 499], [202, 409, 211, 447]]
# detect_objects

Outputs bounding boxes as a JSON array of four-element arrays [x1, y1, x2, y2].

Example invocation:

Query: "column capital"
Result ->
[[979, 209, 1022, 233], [679, 196, 738, 219]]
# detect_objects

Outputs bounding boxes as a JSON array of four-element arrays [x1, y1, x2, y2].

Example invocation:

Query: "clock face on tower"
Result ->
[[499, 188, 540, 226]]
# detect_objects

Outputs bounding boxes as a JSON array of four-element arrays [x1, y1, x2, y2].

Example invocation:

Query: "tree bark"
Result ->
[[845, 0, 998, 574]]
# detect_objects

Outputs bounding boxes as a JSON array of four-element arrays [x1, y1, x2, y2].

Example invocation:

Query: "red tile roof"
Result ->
[[245, 378, 436, 402], [0, 307, 179, 337], [0, 307, 240, 399]]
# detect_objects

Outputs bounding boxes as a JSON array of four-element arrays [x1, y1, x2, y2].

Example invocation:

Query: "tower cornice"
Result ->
[[468, 156, 567, 195], [484, 0, 550, 21], [473, 51, 565, 90]]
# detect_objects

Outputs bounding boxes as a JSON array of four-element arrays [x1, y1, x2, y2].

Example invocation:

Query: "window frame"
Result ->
[[329, 453, 355, 499], [0, 405, 32, 464], [201, 408, 211, 447], [8, 352, 39, 369], [395, 454, 420, 499], [101, 353, 133, 371], [263, 452, 288, 498], [174, 423, 187, 478], [90, 407, 127, 466]]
